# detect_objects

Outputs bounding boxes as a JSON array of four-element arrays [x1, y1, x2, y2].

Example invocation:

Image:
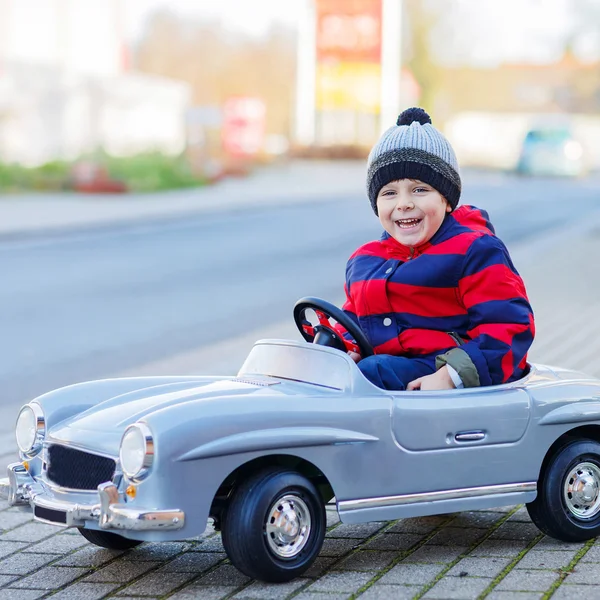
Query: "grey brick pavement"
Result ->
[[0, 206, 599, 598], [0, 498, 596, 599]]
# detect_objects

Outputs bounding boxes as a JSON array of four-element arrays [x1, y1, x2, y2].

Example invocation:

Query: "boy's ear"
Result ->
[[445, 199, 452, 213]]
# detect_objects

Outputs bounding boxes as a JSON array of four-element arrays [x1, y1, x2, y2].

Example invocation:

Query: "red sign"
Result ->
[[316, 0, 382, 63], [222, 97, 266, 157]]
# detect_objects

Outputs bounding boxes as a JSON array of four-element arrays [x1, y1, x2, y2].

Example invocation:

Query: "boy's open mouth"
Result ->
[[395, 218, 422, 229]]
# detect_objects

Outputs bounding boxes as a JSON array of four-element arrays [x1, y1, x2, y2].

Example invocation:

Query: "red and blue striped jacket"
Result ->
[[342, 205, 535, 387]]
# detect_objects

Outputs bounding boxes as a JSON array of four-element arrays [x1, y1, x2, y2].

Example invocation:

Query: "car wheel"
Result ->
[[78, 527, 143, 549], [221, 467, 326, 582], [527, 439, 600, 541]]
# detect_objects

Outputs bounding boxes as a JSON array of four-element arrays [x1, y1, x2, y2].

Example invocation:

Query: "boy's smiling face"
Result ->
[[376, 178, 451, 247]]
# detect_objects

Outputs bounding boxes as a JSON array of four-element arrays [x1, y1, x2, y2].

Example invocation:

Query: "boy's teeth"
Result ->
[[396, 218, 420, 228]]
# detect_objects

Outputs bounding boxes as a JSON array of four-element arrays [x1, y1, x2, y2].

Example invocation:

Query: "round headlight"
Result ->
[[15, 404, 45, 455], [120, 424, 153, 480]]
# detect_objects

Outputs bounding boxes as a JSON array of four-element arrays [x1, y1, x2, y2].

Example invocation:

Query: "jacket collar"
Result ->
[[380, 213, 455, 261], [378, 205, 492, 261]]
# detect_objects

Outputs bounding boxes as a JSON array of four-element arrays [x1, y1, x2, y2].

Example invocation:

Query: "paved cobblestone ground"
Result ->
[[0, 502, 599, 600], [1, 219, 600, 598]]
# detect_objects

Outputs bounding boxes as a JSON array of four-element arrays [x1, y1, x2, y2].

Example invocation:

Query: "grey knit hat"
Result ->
[[366, 107, 461, 214]]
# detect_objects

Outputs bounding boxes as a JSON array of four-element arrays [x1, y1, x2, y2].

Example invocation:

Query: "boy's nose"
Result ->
[[396, 196, 415, 210]]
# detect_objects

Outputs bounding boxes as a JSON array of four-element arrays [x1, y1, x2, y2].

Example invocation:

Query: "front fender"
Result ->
[[177, 427, 379, 461], [127, 391, 391, 538]]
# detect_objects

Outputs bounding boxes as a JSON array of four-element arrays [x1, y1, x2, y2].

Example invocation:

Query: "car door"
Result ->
[[390, 386, 531, 493]]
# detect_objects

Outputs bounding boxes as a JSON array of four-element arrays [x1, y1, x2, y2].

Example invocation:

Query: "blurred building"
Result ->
[[437, 54, 600, 118], [0, 0, 191, 165], [438, 54, 600, 171]]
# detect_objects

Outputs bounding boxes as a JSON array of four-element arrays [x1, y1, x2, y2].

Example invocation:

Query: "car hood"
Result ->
[[47, 377, 284, 455]]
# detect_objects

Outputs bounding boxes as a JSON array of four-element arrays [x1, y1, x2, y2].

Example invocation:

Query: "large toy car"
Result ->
[[2, 298, 600, 583]]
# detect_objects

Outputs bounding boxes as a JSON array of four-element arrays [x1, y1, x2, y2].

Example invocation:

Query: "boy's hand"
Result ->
[[348, 351, 361, 363], [407, 366, 455, 391]]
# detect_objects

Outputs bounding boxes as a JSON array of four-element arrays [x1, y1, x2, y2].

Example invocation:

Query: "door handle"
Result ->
[[455, 431, 486, 442]]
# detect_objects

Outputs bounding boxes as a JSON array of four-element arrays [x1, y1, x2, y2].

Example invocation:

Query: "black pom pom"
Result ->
[[396, 107, 432, 126]]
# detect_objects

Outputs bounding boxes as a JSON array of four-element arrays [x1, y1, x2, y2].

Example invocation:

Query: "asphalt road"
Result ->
[[2, 172, 600, 424], [1, 172, 600, 600]]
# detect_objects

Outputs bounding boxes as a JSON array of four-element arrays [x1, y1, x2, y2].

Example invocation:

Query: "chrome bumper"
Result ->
[[0, 463, 184, 532]]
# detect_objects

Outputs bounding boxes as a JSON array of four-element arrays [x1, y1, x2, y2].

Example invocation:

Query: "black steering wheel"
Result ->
[[293, 297, 374, 358]]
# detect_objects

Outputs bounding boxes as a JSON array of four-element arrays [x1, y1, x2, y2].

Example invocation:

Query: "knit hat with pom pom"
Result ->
[[366, 107, 461, 214]]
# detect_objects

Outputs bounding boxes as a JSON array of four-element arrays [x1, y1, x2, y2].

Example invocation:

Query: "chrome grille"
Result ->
[[46, 444, 116, 490]]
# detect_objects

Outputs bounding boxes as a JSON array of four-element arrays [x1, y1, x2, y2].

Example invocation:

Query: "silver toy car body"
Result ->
[[3, 300, 600, 582]]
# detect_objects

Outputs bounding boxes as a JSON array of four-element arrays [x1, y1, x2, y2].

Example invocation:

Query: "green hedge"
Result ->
[[0, 153, 206, 193], [103, 152, 203, 192], [0, 160, 71, 191]]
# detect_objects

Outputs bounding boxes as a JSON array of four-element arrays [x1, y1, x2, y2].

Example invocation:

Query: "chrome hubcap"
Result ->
[[564, 461, 600, 519], [265, 494, 311, 558]]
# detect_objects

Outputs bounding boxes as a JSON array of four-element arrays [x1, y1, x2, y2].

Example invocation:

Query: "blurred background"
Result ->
[[1, 0, 600, 465], [1, 0, 600, 185]]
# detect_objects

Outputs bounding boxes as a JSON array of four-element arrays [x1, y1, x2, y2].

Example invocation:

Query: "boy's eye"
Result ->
[[381, 190, 396, 196], [413, 187, 429, 193]]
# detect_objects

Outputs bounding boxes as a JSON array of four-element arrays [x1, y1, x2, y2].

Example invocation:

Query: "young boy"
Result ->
[[342, 107, 535, 391]]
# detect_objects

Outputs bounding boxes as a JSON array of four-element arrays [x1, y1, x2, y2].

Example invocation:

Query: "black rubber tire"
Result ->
[[78, 527, 143, 549], [221, 467, 326, 583], [527, 439, 600, 542]]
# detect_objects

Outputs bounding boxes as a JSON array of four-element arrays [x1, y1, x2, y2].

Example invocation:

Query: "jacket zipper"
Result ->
[[448, 332, 465, 346]]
